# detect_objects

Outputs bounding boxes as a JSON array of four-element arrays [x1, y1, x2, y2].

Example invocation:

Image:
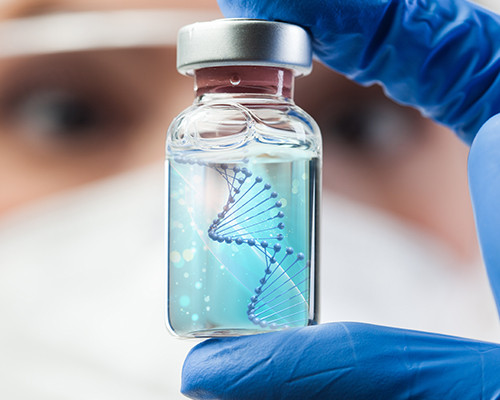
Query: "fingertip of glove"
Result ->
[[216, 0, 237, 18], [470, 113, 500, 151], [181, 335, 267, 398], [181, 338, 227, 398], [217, 0, 255, 19], [469, 113, 500, 187], [180, 330, 305, 399], [468, 113, 500, 297]]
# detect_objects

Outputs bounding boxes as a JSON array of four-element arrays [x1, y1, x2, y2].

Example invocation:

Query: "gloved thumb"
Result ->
[[468, 113, 500, 314]]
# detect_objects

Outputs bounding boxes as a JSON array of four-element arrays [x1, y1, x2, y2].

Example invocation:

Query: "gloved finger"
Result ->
[[181, 322, 500, 400], [469, 113, 500, 313], [217, 0, 500, 145]]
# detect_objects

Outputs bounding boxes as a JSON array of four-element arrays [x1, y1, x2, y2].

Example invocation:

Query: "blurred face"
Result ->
[[0, 2, 477, 260], [0, 0, 220, 215]]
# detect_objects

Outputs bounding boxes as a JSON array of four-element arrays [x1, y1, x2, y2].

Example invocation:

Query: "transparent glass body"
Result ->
[[166, 66, 321, 337]]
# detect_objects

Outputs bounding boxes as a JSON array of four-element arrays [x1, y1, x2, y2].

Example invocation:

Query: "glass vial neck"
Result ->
[[194, 66, 294, 99]]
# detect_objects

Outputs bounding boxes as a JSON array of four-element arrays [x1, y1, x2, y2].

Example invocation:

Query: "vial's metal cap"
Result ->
[[177, 18, 312, 76]]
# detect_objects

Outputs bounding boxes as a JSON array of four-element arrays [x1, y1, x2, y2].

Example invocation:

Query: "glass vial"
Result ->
[[166, 19, 321, 337]]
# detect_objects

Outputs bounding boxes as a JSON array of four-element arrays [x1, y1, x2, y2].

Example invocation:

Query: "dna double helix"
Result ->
[[207, 163, 310, 330]]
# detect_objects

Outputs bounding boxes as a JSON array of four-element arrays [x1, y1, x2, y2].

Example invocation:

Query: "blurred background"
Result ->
[[0, 0, 499, 398]]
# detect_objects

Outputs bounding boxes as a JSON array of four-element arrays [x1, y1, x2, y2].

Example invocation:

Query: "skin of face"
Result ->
[[0, 0, 220, 215]]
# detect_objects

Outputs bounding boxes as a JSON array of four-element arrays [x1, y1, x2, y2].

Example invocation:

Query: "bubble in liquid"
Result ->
[[195, 282, 202, 289], [179, 295, 190, 307], [183, 249, 195, 261], [280, 198, 288, 207], [170, 251, 181, 263], [184, 272, 190, 278], [192, 314, 199, 322]]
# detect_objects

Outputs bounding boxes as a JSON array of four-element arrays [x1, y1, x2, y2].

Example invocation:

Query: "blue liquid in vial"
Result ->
[[167, 155, 318, 337]]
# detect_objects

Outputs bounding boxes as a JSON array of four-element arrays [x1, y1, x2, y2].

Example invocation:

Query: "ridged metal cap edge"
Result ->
[[177, 18, 312, 76]]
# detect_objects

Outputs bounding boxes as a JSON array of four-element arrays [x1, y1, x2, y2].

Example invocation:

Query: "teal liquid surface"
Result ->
[[167, 156, 318, 337]]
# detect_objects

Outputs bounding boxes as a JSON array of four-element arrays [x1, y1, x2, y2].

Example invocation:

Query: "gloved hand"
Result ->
[[181, 1, 500, 398]]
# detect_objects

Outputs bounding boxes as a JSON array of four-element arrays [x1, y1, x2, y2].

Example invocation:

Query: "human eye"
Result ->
[[0, 51, 148, 155]]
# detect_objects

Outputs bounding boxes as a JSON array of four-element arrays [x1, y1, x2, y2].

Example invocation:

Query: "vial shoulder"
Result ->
[[166, 98, 321, 155]]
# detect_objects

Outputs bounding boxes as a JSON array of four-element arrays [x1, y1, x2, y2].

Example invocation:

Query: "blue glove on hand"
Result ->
[[182, 0, 500, 398], [183, 321, 500, 399]]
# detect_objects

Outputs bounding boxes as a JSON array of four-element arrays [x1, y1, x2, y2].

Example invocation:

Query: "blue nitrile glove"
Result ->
[[182, 322, 500, 399], [181, 0, 500, 398]]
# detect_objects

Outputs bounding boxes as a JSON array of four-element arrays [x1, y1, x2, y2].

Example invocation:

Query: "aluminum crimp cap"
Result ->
[[177, 18, 312, 76]]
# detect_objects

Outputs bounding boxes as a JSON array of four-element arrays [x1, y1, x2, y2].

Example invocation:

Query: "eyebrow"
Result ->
[[0, 8, 222, 58], [2, 0, 66, 19]]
